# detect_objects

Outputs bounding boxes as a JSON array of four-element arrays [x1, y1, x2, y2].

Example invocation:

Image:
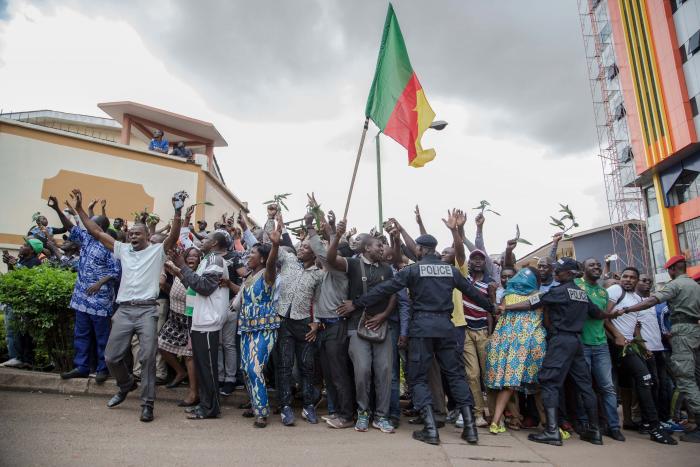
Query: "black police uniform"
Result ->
[[353, 252, 493, 440], [533, 279, 606, 424]]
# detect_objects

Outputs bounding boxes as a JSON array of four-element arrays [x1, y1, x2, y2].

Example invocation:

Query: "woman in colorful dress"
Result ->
[[159, 247, 201, 407], [486, 266, 546, 434], [232, 222, 281, 428]]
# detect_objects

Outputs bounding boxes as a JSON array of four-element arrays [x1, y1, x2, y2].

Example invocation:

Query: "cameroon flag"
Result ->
[[365, 4, 436, 168]]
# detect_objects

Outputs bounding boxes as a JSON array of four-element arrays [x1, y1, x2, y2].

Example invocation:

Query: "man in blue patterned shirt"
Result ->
[[48, 196, 121, 383]]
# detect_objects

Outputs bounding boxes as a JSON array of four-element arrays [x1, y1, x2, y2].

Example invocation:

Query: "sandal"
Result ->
[[254, 416, 267, 428], [506, 419, 522, 431]]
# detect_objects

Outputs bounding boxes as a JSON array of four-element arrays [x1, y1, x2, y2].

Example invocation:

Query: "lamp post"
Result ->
[[375, 120, 448, 230]]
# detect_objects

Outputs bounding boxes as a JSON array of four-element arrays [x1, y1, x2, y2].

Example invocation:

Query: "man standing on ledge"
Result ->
[[618, 255, 700, 443], [339, 231, 494, 446], [71, 188, 182, 423]]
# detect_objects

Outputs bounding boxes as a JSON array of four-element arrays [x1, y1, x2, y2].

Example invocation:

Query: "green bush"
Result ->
[[0, 311, 7, 357], [0, 264, 76, 371]]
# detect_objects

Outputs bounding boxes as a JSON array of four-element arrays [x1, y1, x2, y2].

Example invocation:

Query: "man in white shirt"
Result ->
[[71, 189, 181, 423], [605, 267, 676, 445]]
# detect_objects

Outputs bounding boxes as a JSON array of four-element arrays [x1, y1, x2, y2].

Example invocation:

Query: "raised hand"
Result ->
[[327, 210, 336, 227], [336, 219, 347, 238], [47, 196, 59, 211], [455, 209, 467, 228], [269, 221, 282, 245], [442, 209, 458, 230], [304, 211, 315, 228], [71, 189, 83, 209], [185, 205, 195, 220], [347, 226, 357, 238], [100, 199, 107, 209], [552, 232, 564, 242], [475, 212, 485, 227], [506, 238, 517, 250], [414, 205, 422, 225], [237, 212, 248, 231], [88, 199, 98, 210], [63, 200, 76, 216]]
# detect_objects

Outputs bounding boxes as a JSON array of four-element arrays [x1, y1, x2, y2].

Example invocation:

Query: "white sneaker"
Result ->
[[475, 416, 489, 428], [455, 413, 464, 428], [0, 358, 24, 368]]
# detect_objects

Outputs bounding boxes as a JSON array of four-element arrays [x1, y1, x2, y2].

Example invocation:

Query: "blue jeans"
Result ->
[[73, 310, 110, 374], [388, 320, 401, 420], [577, 344, 620, 430]]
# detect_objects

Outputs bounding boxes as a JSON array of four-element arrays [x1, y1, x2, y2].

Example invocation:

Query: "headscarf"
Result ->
[[26, 238, 44, 255], [504, 267, 539, 297]]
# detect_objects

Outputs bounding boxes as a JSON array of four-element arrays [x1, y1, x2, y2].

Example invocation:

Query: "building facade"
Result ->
[[0, 102, 254, 271], [583, 0, 700, 280]]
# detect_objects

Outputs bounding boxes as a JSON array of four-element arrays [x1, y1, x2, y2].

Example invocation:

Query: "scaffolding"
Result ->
[[578, 0, 651, 274]]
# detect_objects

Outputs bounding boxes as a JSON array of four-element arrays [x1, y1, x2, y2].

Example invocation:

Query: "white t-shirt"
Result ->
[[607, 284, 664, 351], [113, 242, 166, 303]]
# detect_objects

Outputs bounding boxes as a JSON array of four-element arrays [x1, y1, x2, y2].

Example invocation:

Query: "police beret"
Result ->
[[663, 255, 686, 269], [554, 257, 579, 272], [415, 234, 438, 248]]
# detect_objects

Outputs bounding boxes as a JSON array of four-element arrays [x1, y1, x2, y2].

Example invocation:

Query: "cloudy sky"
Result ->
[[0, 0, 610, 256]]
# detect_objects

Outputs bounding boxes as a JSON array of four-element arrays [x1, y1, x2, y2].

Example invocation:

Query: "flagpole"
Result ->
[[343, 117, 370, 219], [375, 132, 383, 230]]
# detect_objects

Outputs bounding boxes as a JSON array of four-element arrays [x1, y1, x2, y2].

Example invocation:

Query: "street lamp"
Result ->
[[429, 120, 448, 131]]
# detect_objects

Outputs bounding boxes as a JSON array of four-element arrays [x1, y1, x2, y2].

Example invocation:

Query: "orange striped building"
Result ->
[[603, 0, 700, 277]]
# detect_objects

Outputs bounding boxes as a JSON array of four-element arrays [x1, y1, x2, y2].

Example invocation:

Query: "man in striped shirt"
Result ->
[[462, 249, 497, 427]]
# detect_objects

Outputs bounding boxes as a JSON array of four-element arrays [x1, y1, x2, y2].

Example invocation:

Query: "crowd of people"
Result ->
[[1, 189, 699, 448]]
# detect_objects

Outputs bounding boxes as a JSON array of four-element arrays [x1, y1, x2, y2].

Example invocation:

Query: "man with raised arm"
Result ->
[[338, 225, 494, 446], [70, 188, 182, 423]]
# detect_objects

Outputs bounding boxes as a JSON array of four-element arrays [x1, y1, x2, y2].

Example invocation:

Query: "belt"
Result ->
[[319, 317, 344, 324], [671, 314, 700, 326], [118, 299, 158, 307], [413, 310, 452, 315]]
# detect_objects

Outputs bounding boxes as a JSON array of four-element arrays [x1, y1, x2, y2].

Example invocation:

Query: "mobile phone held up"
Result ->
[[173, 190, 189, 210]]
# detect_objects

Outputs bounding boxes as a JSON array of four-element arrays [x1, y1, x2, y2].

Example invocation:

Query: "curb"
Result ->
[[0, 367, 249, 406]]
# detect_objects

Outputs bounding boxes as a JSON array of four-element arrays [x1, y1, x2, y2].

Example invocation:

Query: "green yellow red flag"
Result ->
[[365, 4, 436, 168]]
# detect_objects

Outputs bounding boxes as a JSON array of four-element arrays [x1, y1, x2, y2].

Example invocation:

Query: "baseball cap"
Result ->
[[554, 257, 580, 272], [469, 249, 487, 259], [663, 255, 686, 269]]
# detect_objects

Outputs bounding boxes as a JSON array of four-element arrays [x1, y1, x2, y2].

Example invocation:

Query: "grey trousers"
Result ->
[[131, 298, 168, 380], [105, 304, 159, 406], [348, 330, 393, 417], [218, 311, 238, 383]]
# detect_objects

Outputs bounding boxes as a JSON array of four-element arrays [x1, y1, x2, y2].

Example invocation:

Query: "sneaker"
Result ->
[[355, 410, 370, 432], [94, 372, 109, 384], [680, 428, 700, 443], [302, 405, 318, 424], [455, 413, 464, 428], [322, 413, 337, 422], [372, 417, 395, 433], [649, 426, 678, 445], [560, 428, 571, 440], [0, 358, 26, 368], [327, 417, 354, 429], [660, 420, 685, 433], [280, 405, 295, 426], [475, 415, 489, 428], [219, 382, 235, 396], [638, 423, 652, 435], [489, 422, 506, 434], [446, 409, 459, 424]]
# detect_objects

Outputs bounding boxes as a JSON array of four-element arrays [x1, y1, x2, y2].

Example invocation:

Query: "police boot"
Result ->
[[412, 406, 440, 445], [459, 405, 478, 444], [528, 407, 562, 446], [580, 423, 603, 445]]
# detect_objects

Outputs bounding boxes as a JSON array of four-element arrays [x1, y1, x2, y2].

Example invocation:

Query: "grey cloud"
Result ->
[[22, 0, 597, 156]]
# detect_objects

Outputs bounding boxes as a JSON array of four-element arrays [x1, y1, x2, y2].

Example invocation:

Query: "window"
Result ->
[[691, 95, 698, 117], [645, 186, 659, 216], [670, 169, 700, 205], [614, 103, 626, 121], [649, 231, 666, 274], [606, 64, 619, 81], [690, 30, 700, 55], [680, 43, 688, 63], [619, 145, 633, 163], [677, 217, 700, 267]]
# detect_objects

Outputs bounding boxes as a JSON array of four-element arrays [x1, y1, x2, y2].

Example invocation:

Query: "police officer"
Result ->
[[339, 234, 494, 445], [502, 257, 621, 446]]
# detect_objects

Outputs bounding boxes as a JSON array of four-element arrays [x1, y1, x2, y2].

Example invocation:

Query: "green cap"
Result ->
[[26, 238, 44, 255]]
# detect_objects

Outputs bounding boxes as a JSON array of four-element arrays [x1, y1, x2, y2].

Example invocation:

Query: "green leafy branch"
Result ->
[[264, 193, 292, 212], [472, 200, 501, 216], [549, 204, 579, 236], [514, 224, 532, 246]]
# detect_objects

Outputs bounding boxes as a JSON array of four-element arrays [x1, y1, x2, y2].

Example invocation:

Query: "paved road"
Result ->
[[0, 391, 695, 466]]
